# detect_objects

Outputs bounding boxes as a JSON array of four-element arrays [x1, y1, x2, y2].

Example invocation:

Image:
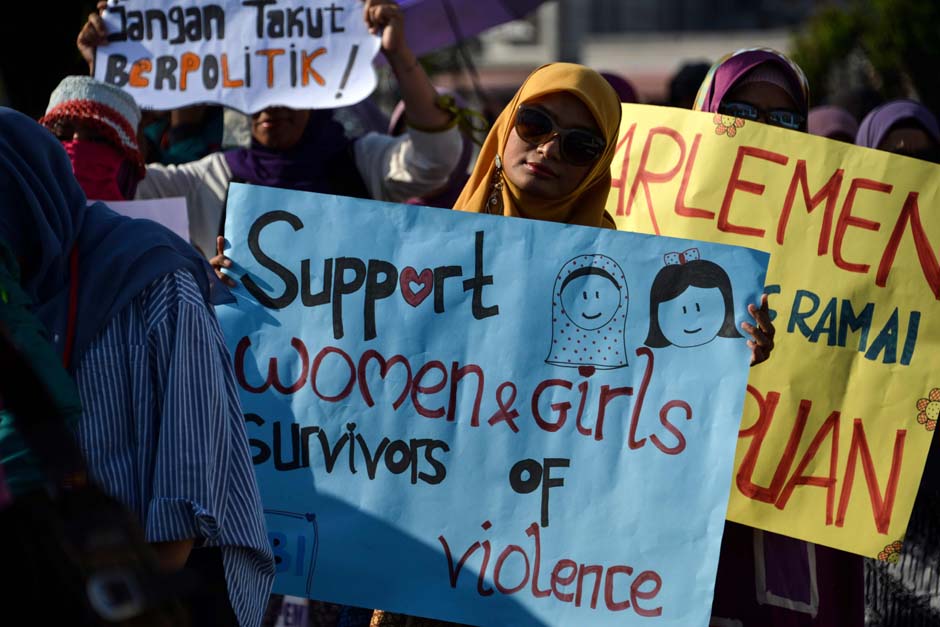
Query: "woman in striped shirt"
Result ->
[[0, 107, 274, 626]]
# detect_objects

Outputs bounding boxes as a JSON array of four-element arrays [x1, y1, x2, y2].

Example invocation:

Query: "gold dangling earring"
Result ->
[[485, 154, 504, 215]]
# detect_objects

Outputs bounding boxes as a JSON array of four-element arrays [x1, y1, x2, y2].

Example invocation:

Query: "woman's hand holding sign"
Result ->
[[77, 1, 108, 73], [211, 236, 237, 289], [743, 294, 775, 366]]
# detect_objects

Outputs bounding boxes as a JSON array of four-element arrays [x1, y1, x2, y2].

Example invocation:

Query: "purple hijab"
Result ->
[[855, 99, 940, 149], [693, 48, 809, 116], [808, 105, 858, 141], [224, 109, 355, 192], [0, 108, 227, 370], [600, 72, 639, 104]]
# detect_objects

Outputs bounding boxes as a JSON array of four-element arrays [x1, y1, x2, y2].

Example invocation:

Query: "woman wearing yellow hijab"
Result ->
[[367, 63, 775, 627], [369, 64, 622, 627], [454, 62, 773, 367], [454, 62, 622, 228]]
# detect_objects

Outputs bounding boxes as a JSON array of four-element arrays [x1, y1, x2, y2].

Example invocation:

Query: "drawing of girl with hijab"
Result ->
[[546, 254, 628, 369], [645, 248, 743, 348]]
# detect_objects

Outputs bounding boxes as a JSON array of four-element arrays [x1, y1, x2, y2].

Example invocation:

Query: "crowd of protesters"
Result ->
[[0, 0, 937, 626]]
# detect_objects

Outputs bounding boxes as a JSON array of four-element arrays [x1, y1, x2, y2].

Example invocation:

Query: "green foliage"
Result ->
[[864, 0, 940, 112], [791, 6, 862, 105], [790, 0, 940, 114]]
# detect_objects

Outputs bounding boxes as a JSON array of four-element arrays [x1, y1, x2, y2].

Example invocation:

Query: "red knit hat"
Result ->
[[39, 76, 145, 178]]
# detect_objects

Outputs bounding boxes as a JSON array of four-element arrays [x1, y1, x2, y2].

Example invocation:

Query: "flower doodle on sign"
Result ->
[[915, 388, 940, 431], [877, 540, 903, 564], [714, 113, 745, 137]]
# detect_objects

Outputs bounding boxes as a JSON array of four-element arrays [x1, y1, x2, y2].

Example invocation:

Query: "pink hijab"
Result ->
[[808, 105, 859, 141], [692, 48, 809, 116]]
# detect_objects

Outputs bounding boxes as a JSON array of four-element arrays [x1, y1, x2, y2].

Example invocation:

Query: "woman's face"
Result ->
[[721, 81, 804, 131], [502, 92, 600, 200], [49, 119, 109, 144], [878, 125, 940, 163], [251, 107, 310, 150]]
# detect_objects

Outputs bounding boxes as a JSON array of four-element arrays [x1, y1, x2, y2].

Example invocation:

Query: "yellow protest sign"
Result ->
[[608, 103, 939, 559]]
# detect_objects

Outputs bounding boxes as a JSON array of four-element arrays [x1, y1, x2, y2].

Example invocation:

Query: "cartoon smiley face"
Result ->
[[561, 272, 622, 330], [657, 286, 726, 347]]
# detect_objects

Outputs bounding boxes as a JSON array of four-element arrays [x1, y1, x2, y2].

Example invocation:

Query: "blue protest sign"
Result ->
[[216, 183, 770, 626]]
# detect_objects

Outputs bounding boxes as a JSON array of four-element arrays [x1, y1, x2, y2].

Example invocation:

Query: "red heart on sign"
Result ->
[[399, 267, 433, 307]]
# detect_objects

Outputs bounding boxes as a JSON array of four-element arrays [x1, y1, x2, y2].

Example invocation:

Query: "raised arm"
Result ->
[[354, 0, 463, 202], [364, 0, 453, 132], [77, 1, 108, 74]]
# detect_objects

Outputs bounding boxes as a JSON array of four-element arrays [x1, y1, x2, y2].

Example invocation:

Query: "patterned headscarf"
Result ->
[[693, 48, 809, 118], [454, 63, 622, 228]]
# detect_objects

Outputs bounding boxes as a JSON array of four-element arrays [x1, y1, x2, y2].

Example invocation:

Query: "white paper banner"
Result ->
[[94, 0, 381, 113]]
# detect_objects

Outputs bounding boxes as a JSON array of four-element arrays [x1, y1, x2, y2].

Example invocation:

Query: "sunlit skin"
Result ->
[[658, 286, 726, 347], [250, 107, 311, 150], [502, 92, 599, 200], [721, 81, 803, 129], [878, 126, 937, 156]]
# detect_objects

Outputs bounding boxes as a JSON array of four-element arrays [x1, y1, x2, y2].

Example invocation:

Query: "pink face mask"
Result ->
[[61, 140, 127, 201]]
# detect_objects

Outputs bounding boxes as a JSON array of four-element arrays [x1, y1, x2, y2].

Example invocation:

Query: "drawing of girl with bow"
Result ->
[[644, 248, 743, 348]]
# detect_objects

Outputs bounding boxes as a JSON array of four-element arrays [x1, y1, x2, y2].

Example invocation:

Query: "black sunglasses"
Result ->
[[718, 101, 806, 131], [514, 106, 606, 166]]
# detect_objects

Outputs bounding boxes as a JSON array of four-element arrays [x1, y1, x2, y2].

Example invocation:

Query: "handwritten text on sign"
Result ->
[[216, 184, 769, 626], [607, 103, 939, 558], [95, 0, 380, 112]]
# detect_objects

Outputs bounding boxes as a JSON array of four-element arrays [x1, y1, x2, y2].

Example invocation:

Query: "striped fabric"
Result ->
[[72, 269, 274, 627]]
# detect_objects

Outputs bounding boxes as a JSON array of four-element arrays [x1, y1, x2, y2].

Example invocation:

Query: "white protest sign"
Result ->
[[94, 0, 381, 113]]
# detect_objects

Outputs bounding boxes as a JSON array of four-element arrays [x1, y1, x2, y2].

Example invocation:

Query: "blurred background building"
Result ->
[[2, 0, 935, 125], [428, 0, 814, 107], [0, 1, 936, 626], [419, 0, 937, 128]]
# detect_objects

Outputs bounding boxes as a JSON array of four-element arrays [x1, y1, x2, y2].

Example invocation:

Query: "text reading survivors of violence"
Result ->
[[235, 213, 696, 616]]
